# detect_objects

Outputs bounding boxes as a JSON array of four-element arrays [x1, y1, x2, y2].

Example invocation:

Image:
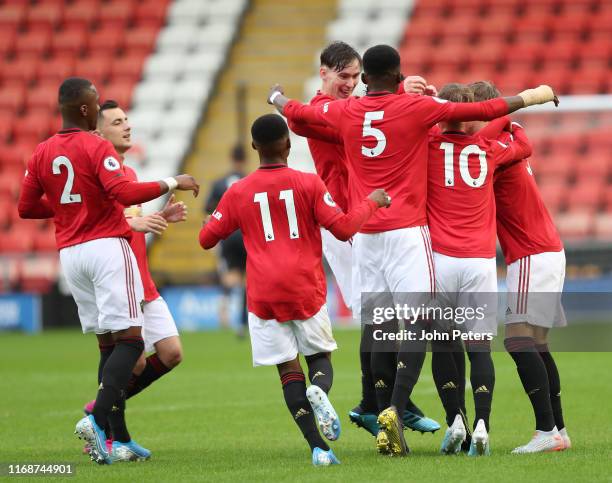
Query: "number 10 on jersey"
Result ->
[[254, 190, 300, 242]]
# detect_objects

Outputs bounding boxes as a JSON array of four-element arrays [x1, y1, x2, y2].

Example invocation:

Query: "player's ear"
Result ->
[[286, 137, 291, 150], [361, 72, 368, 85], [319, 65, 327, 80], [80, 104, 88, 117], [251, 141, 257, 151]]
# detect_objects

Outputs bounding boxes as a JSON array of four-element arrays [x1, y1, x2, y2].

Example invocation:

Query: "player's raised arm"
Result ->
[[420, 85, 559, 127], [268, 84, 344, 129], [287, 117, 343, 145]]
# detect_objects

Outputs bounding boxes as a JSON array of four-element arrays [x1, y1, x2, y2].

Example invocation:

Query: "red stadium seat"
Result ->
[[0, 112, 13, 143], [401, 46, 434, 73], [26, 3, 64, 30], [0, 168, 25, 201], [566, 181, 604, 213], [25, 84, 59, 113], [33, 228, 58, 253], [123, 26, 160, 55], [14, 113, 52, 145], [578, 41, 611, 69], [74, 56, 113, 88], [0, 4, 26, 28], [531, 153, 573, 181], [102, 80, 136, 109], [1, 57, 39, 86], [98, 0, 134, 25], [555, 211, 594, 239], [133, 0, 169, 28], [466, 41, 504, 69], [86, 26, 126, 56], [0, 199, 13, 228], [0, 225, 35, 253], [0, 85, 26, 114], [430, 42, 471, 69], [502, 43, 543, 68], [511, 15, 552, 41], [0, 26, 17, 57], [62, 2, 99, 29], [50, 27, 88, 57], [37, 55, 77, 86], [13, 29, 52, 57], [109, 53, 147, 84]]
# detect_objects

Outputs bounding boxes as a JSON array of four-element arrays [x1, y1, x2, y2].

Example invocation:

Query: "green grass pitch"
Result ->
[[1, 328, 611, 482]]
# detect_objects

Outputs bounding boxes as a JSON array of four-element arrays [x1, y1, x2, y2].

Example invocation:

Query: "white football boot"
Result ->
[[511, 427, 564, 454], [440, 414, 467, 455]]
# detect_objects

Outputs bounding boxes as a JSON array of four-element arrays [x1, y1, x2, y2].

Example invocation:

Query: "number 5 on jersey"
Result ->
[[362, 111, 386, 157], [254, 190, 299, 242]]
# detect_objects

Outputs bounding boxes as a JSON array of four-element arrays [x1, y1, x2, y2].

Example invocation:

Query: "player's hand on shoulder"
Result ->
[[403, 76, 427, 94], [161, 194, 187, 223], [368, 189, 392, 208], [174, 174, 200, 197], [130, 214, 168, 235], [267, 84, 284, 104]]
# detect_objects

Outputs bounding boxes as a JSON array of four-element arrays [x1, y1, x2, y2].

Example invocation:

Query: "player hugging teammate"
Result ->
[[268, 42, 567, 460]]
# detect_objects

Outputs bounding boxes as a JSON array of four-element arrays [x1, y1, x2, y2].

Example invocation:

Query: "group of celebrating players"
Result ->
[[18, 40, 570, 467]]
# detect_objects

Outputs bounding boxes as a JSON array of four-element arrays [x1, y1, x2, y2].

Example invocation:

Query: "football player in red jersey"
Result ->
[[268, 44, 559, 456], [470, 81, 569, 454], [426, 83, 533, 456], [199, 114, 391, 466], [76, 100, 187, 461], [286, 41, 440, 437], [18, 77, 199, 464]]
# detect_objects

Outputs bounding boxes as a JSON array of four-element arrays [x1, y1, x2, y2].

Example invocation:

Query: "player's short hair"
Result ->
[[58, 77, 94, 105], [363, 45, 400, 78], [99, 99, 119, 118], [320, 41, 362, 71], [469, 80, 500, 101], [251, 114, 289, 146], [438, 83, 475, 103]]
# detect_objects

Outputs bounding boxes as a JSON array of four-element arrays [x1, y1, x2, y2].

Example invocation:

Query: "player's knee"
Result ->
[[158, 346, 183, 369], [504, 322, 534, 339]]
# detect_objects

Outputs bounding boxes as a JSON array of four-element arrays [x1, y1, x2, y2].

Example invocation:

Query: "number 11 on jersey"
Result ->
[[254, 190, 300, 242]]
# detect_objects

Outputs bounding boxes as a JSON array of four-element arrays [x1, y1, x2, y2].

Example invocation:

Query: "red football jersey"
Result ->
[[22, 129, 134, 249], [202, 164, 344, 322], [427, 127, 532, 258], [494, 130, 563, 264], [122, 165, 160, 302], [284, 94, 508, 233]]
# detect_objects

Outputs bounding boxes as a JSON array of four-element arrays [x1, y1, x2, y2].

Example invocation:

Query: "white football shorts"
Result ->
[[60, 237, 144, 334], [433, 252, 498, 337], [320, 228, 358, 316], [352, 226, 435, 325], [142, 296, 179, 353], [505, 250, 567, 328], [248, 304, 337, 367]]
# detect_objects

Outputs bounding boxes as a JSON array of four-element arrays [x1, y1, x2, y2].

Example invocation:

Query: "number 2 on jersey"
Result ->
[[52, 156, 82, 204], [362, 111, 386, 157], [254, 190, 299, 242]]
